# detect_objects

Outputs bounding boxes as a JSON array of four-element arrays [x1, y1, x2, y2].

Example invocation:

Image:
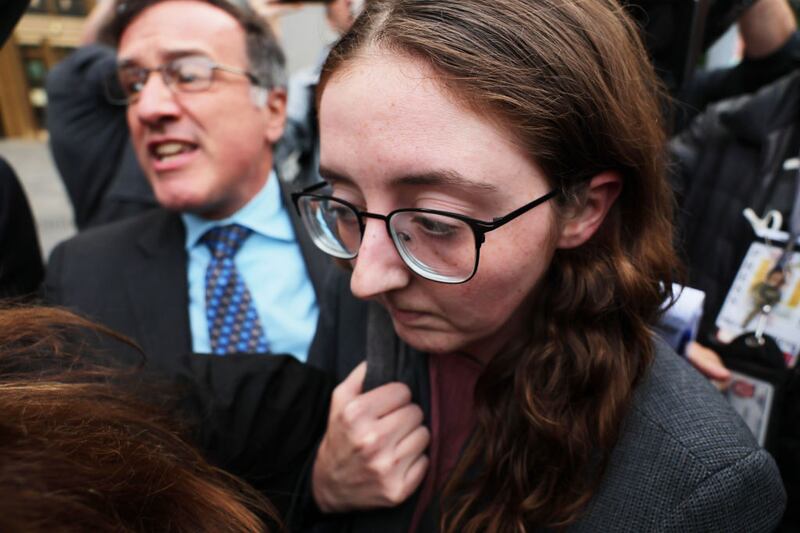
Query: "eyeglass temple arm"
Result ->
[[214, 65, 264, 87], [478, 189, 560, 230], [290, 182, 329, 215], [302, 182, 329, 193]]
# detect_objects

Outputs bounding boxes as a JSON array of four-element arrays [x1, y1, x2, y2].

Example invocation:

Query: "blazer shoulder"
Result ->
[[656, 447, 785, 532], [50, 209, 177, 258], [576, 340, 785, 531], [630, 339, 760, 470], [45, 209, 180, 304]]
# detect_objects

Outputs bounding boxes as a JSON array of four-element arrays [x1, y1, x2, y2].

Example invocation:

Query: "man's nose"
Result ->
[[350, 218, 411, 300], [132, 71, 180, 125]]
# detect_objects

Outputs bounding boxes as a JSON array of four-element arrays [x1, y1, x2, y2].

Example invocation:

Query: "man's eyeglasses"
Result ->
[[106, 55, 261, 105], [291, 182, 559, 284]]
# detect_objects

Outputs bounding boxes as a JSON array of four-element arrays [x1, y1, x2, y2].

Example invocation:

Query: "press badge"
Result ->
[[723, 370, 776, 447], [715, 241, 800, 367]]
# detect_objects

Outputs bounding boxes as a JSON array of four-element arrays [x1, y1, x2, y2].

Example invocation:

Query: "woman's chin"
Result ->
[[393, 323, 465, 356]]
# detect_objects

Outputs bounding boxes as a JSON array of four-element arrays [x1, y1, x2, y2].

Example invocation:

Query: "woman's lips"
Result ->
[[387, 306, 432, 327]]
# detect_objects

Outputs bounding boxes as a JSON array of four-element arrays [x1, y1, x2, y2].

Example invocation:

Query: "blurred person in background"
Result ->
[[0, 159, 43, 301], [45, 0, 329, 369], [42, 0, 340, 516], [0, 0, 44, 300], [275, 0, 365, 188], [670, 34, 800, 529], [46, 0, 158, 230], [44, 0, 318, 230], [628, 0, 798, 132]]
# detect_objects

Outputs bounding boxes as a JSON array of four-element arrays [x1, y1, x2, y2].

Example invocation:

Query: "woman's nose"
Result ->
[[349, 218, 411, 300]]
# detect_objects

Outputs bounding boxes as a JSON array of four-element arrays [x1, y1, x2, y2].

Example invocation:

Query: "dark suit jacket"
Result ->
[[44, 179, 334, 518], [0, 157, 44, 299], [307, 269, 787, 532], [44, 179, 330, 372]]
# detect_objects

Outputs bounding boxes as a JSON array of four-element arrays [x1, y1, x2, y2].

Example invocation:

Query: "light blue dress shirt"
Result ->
[[182, 171, 318, 362]]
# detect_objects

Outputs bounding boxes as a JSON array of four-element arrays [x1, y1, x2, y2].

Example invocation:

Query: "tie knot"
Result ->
[[201, 224, 252, 259]]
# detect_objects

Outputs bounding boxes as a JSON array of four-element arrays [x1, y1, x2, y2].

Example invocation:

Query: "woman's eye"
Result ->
[[323, 201, 359, 224], [331, 193, 362, 208], [413, 216, 458, 236], [331, 205, 356, 221]]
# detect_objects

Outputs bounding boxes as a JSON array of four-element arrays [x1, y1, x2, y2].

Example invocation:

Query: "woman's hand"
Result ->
[[312, 362, 430, 512]]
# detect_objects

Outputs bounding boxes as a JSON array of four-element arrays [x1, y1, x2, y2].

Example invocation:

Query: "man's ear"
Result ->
[[262, 87, 287, 144], [556, 171, 622, 249]]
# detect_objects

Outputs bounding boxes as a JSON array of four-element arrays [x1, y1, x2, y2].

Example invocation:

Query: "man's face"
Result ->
[[326, 0, 357, 35], [118, 0, 286, 219]]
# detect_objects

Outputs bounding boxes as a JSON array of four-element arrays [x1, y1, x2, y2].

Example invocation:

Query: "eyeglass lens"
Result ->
[[112, 57, 215, 103], [298, 196, 477, 283]]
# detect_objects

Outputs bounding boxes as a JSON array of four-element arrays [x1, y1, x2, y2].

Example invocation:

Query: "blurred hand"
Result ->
[[739, 0, 796, 59], [312, 362, 430, 512], [686, 341, 732, 391], [249, 0, 304, 29]]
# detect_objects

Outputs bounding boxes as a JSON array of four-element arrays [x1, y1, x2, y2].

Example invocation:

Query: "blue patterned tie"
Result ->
[[201, 224, 269, 354]]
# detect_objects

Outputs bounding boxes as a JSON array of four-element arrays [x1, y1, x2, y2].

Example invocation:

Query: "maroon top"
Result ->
[[410, 352, 483, 532]]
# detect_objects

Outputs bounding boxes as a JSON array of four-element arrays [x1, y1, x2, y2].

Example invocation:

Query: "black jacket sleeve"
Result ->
[[173, 352, 332, 520], [46, 44, 155, 229]]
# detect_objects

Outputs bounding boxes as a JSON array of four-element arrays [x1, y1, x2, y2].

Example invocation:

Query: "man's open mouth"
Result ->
[[149, 141, 197, 162]]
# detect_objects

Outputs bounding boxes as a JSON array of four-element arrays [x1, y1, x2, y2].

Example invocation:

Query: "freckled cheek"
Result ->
[[432, 282, 502, 330], [454, 260, 540, 323]]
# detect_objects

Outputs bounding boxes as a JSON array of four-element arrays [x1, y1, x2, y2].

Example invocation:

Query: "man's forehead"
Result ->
[[118, 0, 245, 63]]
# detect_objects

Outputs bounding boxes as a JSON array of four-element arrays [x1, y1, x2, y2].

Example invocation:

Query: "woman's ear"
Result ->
[[557, 171, 622, 249]]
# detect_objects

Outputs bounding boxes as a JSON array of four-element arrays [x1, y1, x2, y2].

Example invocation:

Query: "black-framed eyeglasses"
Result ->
[[291, 182, 559, 284], [106, 55, 262, 105]]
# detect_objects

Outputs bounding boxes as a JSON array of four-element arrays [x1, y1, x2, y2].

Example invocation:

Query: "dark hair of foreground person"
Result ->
[[0, 306, 275, 532]]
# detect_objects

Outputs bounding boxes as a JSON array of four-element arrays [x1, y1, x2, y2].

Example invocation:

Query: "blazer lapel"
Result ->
[[126, 210, 192, 368]]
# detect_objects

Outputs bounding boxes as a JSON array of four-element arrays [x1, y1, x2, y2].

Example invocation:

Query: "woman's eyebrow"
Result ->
[[390, 170, 499, 194], [318, 167, 499, 195], [318, 166, 351, 185]]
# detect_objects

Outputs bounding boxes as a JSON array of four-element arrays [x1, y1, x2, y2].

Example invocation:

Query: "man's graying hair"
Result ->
[[109, 0, 286, 89]]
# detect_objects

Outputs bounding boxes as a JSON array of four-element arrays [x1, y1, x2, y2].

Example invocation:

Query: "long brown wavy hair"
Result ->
[[0, 306, 275, 532], [318, 0, 680, 530]]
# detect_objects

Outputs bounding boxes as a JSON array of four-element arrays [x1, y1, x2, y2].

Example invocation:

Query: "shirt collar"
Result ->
[[182, 169, 294, 249]]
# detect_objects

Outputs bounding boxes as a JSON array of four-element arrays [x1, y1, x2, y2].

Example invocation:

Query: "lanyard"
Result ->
[[748, 159, 800, 346], [775, 162, 800, 271]]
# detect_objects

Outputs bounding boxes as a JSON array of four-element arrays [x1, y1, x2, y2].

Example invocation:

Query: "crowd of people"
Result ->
[[1, 0, 799, 530]]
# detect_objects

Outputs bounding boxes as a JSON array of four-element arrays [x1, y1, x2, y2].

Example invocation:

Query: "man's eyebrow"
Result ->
[[117, 49, 211, 66], [390, 170, 499, 194]]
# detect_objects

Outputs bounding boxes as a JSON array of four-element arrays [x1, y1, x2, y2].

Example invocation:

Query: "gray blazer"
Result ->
[[307, 270, 786, 532], [572, 338, 785, 531]]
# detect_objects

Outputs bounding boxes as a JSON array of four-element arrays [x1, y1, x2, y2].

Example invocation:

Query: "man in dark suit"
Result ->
[[44, 0, 329, 371]]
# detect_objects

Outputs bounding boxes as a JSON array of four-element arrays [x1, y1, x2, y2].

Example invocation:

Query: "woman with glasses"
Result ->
[[293, 0, 786, 531]]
